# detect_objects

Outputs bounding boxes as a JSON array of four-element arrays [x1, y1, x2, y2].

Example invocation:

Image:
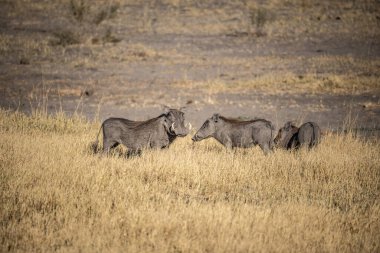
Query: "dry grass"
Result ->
[[1, 109, 379, 252], [1, 1, 379, 97], [0, 2, 380, 250], [174, 72, 380, 94]]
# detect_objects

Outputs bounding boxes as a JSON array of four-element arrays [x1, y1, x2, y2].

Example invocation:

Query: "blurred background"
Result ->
[[0, 0, 379, 133]]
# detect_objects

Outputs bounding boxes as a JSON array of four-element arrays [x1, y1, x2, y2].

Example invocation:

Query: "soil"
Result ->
[[0, 1, 379, 137]]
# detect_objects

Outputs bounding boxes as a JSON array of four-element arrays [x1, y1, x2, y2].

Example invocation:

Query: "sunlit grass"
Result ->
[[1, 109, 379, 252]]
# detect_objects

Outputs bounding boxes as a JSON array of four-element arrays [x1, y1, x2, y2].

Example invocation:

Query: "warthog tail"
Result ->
[[267, 121, 275, 150], [310, 122, 320, 148], [311, 123, 316, 148], [91, 124, 103, 153]]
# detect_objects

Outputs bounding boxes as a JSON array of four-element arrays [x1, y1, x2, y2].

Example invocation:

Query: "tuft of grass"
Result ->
[[0, 109, 90, 135], [101, 29, 122, 44], [70, 0, 88, 23], [248, 7, 270, 36], [1, 109, 379, 252], [174, 71, 380, 94], [50, 31, 81, 47], [127, 43, 159, 59], [94, 3, 119, 25]]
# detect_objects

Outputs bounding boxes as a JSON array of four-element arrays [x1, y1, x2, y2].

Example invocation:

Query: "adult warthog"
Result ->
[[274, 121, 321, 149], [92, 109, 189, 156], [192, 114, 274, 155]]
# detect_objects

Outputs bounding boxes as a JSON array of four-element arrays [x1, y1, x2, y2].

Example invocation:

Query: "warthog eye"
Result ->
[[201, 121, 209, 129]]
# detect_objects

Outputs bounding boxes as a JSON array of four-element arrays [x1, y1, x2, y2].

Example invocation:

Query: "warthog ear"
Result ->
[[162, 116, 170, 130], [165, 110, 174, 118], [284, 121, 295, 130], [212, 113, 220, 122], [161, 105, 171, 114], [179, 106, 187, 112]]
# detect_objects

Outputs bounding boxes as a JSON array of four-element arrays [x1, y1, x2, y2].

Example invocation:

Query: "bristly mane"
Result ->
[[132, 114, 167, 128], [127, 109, 183, 128], [107, 109, 182, 130], [219, 116, 272, 125], [281, 126, 299, 148], [107, 114, 167, 129]]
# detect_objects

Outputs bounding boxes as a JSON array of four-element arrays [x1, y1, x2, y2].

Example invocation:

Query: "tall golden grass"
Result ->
[[1, 109, 379, 252]]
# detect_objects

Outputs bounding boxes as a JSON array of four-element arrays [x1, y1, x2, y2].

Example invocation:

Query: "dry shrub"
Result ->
[[175, 72, 380, 94], [70, 0, 88, 23], [101, 29, 122, 44], [248, 6, 272, 37], [50, 31, 81, 47], [94, 3, 119, 25], [0, 109, 379, 252]]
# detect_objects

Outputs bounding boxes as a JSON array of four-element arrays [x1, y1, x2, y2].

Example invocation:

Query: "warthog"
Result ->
[[274, 121, 321, 149], [192, 114, 274, 155], [92, 109, 189, 156], [298, 122, 321, 148], [273, 121, 299, 149]]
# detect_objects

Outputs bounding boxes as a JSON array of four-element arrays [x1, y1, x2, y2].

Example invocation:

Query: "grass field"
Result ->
[[1, 109, 379, 252], [1, 0, 380, 252]]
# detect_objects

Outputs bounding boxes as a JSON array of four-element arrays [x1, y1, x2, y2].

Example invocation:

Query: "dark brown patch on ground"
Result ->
[[0, 0, 379, 136]]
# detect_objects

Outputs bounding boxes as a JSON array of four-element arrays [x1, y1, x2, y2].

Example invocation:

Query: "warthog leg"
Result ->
[[103, 140, 119, 154], [126, 149, 142, 158], [259, 142, 272, 155], [186, 122, 192, 130]]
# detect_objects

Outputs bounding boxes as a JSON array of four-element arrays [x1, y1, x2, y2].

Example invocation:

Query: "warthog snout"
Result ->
[[191, 134, 199, 142], [170, 122, 176, 134], [171, 122, 189, 137], [186, 122, 192, 131], [183, 123, 191, 135]]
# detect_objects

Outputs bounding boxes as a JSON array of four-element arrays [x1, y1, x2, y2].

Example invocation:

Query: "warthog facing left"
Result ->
[[192, 114, 274, 155], [92, 109, 189, 156], [274, 121, 321, 149], [273, 121, 299, 149]]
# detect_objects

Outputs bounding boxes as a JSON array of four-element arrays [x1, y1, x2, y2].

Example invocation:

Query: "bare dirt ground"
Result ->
[[1, 0, 379, 135]]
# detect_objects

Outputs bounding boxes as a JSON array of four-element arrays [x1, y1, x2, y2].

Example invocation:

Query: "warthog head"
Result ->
[[274, 121, 299, 147], [163, 108, 190, 137], [192, 113, 220, 141]]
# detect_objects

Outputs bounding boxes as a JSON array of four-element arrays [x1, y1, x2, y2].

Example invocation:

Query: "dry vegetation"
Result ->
[[1, 1, 379, 251], [1, 0, 379, 101], [1, 108, 379, 252]]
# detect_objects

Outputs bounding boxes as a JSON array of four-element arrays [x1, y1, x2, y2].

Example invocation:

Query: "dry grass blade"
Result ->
[[70, 0, 88, 23], [1, 109, 379, 252], [50, 31, 81, 47], [94, 4, 119, 25]]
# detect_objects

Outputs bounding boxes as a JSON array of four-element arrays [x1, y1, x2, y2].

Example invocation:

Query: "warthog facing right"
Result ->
[[274, 121, 321, 149], [91, 108, 189, 156], [192, 114, 274, 155]]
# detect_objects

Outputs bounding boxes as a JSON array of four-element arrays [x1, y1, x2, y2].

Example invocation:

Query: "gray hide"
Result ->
[[192, 114, 274, 155], [274, 121, 299, 149], [274, 121, 321, 150], [92, 109, 189, 156], [298, 122, 321, 148]]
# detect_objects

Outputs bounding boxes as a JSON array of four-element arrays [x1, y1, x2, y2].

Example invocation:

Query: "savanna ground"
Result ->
[[1, 109, 380, 252], [1, 0, 380, 252]]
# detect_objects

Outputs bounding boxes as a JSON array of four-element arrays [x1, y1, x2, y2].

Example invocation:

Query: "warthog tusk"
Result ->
[[186, 122, 192, 130], [171, 122, 175, 131]]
